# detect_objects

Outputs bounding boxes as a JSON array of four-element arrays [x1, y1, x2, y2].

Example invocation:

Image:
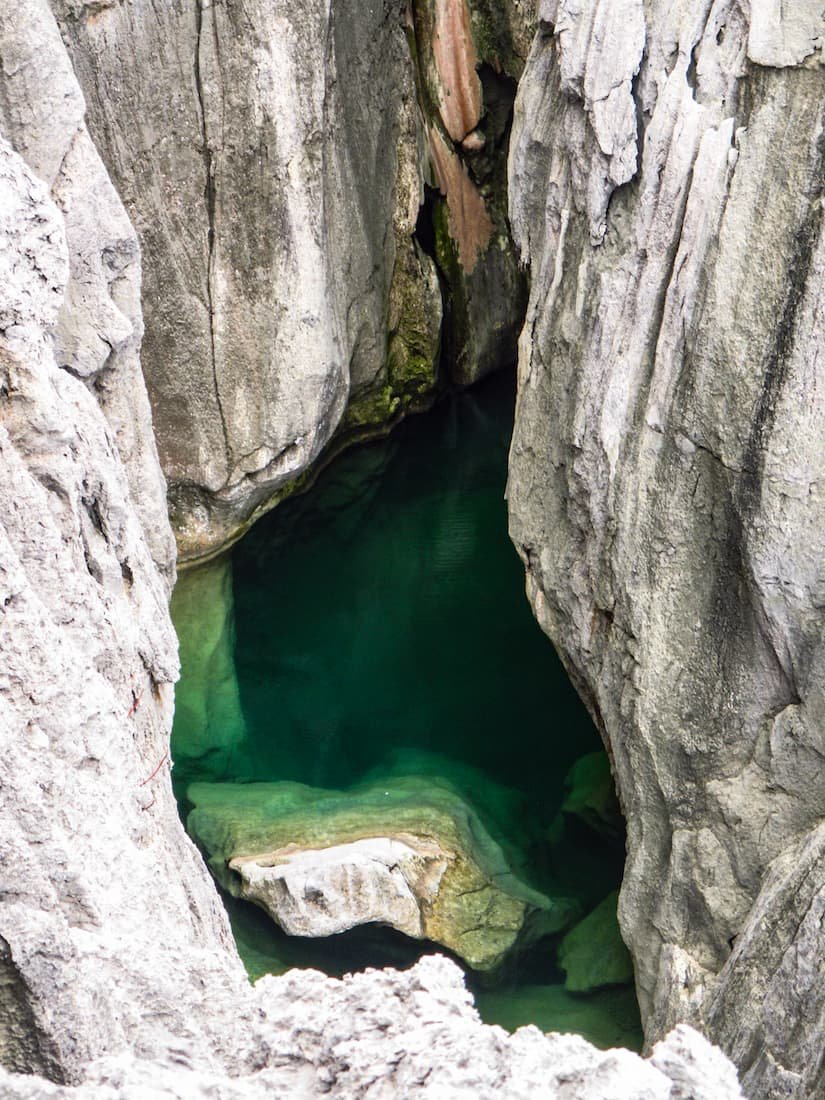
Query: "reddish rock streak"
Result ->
[[429, 127, 493, 273], [432, 0, 482, 142]]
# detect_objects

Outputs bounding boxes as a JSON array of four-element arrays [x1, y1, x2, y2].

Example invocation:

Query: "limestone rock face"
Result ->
[[50, 0, 443, 561], [0, 0, 175, 580], [508, 2, 825, 1094], [49, 0, 535, 561], [0, 130, 250, 1080], [0, 4, 748, 1096], [417, 0, 530, 388], [0, 32, 729, 1094]]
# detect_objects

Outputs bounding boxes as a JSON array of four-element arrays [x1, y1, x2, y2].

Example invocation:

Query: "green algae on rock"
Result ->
[[558, 890, 634, 994], [187, 776, 577, 972], [561, 752, 623, 840], [170, 555, 248, 788]]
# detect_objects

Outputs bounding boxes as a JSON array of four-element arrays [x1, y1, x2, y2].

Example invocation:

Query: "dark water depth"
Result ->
[[234, 372, 591, 810], [172, 370, 641, 1051]]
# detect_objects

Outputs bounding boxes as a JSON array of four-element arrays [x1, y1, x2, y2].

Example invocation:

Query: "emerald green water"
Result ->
[[172, 370, 641, 1050]]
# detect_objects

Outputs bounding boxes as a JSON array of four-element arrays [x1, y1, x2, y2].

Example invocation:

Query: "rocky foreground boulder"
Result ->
[[0, 958, 743, 1099]]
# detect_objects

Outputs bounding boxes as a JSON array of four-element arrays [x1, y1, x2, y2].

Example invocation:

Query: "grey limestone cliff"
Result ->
[[51, 0, 439, 561], [0, 125, 249, 1078], [0, 0, 175, 579], [50, 0, 535, 562], [507, 2, 825, 1096]]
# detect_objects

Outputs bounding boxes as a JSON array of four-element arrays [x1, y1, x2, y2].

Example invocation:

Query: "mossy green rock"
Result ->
[[557, 891, 634, 993], [187, 776, 573, 972], [170, 556, 248, 786], [561, 752, 622, 839]]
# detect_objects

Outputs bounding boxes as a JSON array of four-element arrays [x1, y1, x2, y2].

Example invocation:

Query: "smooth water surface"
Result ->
[[172, 370, 641, 1050], [233, 372, 592, 809]]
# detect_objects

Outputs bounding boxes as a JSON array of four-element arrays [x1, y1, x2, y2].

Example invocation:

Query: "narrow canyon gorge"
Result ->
[[0, 0, 822, 1097]]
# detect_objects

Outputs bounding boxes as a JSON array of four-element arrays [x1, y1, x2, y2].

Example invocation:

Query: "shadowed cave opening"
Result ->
[[171, 369, 641, 1051]]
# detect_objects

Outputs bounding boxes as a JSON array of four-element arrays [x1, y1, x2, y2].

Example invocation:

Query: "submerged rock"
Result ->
[[560, 751, 623, 839], [170, 555, 248, 787], [187, 778, 573, 971], [558, 891, 634, 994]]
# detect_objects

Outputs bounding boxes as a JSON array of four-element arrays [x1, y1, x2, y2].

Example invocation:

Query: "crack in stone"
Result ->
[[193, 0, 230, 471]]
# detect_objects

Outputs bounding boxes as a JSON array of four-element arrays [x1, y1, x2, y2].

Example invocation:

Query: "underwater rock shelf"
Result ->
[[172, 370, 641, 1048], [187, 775, 567, 972]]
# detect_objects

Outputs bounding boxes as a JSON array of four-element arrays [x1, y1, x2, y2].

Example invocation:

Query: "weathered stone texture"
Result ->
[[0, 130, 250, 1080], [0, 955, 743, 1099], [48, 0, 537, 561], [50, 0, 443, 561], [0, 95, 743, 1100], [508, 3, 825, 1096], [0, 0, 175, 579]]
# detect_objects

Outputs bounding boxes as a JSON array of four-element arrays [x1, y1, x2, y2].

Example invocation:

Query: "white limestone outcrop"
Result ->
[[0, 130, 250, 1078], [0, 956, 743, 1099], [231, 836, 447, 941]]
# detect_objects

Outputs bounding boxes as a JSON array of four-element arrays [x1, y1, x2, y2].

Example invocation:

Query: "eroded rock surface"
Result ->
[[0, 130, 249, 1080], [232, 835, 448, 941], [48, 0, 534, 560], [50, 0, 443, 560], [0, 51, 740, 1098], [0, 957, 743, 1099], [0, 0, 174, 579], [508, 3, 825, 1095], [187, 778, 563, 971]]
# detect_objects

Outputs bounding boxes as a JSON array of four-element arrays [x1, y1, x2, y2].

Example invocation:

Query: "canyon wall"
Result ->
[[0, 2, 744, 1096], [507, 3, 825, 1097], [0, 2, 252, 1074], [0, 97, 737, 1096], [51, 0, 533, 562], [0, 0, 820, 1096]]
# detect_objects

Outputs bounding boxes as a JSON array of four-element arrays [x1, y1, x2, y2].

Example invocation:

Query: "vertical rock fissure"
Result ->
[[193, 0, 230, 467], [739, 100, 825, 517]]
